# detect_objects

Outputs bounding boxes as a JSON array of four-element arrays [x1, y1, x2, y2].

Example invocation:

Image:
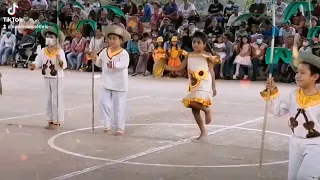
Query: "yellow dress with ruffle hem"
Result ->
[[182, 53, 221, 108]]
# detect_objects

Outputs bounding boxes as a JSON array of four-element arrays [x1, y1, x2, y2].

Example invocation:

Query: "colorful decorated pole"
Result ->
[[259, 0, 276, 170]]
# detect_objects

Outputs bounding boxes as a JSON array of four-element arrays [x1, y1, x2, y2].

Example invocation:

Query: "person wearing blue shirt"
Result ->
[[261, 20, 280, 45], [140, 0, 153, 22]]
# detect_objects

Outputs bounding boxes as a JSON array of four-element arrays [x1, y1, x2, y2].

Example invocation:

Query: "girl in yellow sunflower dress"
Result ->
[[164, 31, 221, 140], [152, 36, 166, 78]]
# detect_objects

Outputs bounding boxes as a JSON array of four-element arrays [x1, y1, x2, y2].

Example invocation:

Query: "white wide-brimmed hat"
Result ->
[[102, 25, 131, 42]]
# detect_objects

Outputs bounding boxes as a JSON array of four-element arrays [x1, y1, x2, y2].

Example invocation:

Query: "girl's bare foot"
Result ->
[[196, 131, 208, 140]]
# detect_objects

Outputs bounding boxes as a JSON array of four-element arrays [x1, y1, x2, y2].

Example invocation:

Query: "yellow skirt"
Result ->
[[182, 90, 212, 108]]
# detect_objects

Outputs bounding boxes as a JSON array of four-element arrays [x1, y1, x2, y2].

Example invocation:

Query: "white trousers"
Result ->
[[288, 136, 320, 180], [99, 88, 127, 131], [44, 78, 64, 124]]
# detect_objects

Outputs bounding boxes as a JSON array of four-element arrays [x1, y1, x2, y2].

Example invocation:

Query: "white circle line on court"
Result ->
[[48, 123, 289, 168]]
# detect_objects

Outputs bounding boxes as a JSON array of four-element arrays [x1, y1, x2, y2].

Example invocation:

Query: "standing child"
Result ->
[[165, 31, 221, 140], [29, 26, 67, 130], [133, 32, 150, 76], [152, 36, 166, 78], [167, 36, 183, 78], [126, 33, 140, 73], [92, 25, 131, 135], [233, 36, 252, 80], [261, 49, 320, 180], [214, 35, 226, 79]]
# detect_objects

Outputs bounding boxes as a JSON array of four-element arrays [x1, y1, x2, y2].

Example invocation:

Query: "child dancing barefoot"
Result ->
[[165, 31, 221, 140], [261, 48, 320, 179]]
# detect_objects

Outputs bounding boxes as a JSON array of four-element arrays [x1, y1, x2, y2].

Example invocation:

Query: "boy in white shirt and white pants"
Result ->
[[92, 25, 131, 135]]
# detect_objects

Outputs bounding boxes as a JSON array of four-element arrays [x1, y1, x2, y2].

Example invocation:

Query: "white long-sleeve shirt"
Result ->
[[95, 48, 129, 92], [227, 13, 243, 27], [0, 34, 16, 49], [264, 88, 320, 139], [32, 48, 67, 78]]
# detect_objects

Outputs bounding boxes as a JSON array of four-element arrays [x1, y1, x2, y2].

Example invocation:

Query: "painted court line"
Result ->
[[49, 116, 270, 180], [0, 95, 149, 122], [148, 97, 264, 107]]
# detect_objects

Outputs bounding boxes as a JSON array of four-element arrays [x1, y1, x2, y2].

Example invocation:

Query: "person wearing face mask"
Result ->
[[0, 30, 16, 65], [18, 12, 35, 35], [29, 25, 67, 130], [251, 34, 267, 81], [275, 7, 285, 27], [299, 38, 312, 52], [223, 1, 234, 22]]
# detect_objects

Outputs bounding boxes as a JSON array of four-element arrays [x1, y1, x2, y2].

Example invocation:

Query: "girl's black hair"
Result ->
[[240, 36, 249, 49], [192, 31, 207, 45], [155, 41, 164, 49], [301, 62, 320, 83], [108, 33, 123, 40], [45, 32, 58, 38]]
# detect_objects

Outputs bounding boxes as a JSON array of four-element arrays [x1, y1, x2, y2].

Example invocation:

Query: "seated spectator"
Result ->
[[164, 24, 175, 41], [0, 30, 16, 65], [207, 0, 224, 25], [74, 6, 87, 20], [127, 14, 144, 35], [35, 13, 46, 26], [214, 34, 226, 78], [150, 23, 160, 38], [292, 13, 307, 37], [67, 31, 86, 70], [123, 0, 138, 16], [248, 0, 266, 26], [17, 0, 31, 11], [249, 24, 259, 43], [140, 0, 153, 22], [235, 23, 248, 40], [83, 0, 94, 15], [279, 20, 295, 45], [68, 15, 83, 38], [188, 22, 198, 37], [112, 15, 125, 29], [88, 29, 105, 57], [63, 38, 71, 58], [18, 12, 35, 36], [233, 36, 251, 80], [31, 0, 48, 10], [311, 16, 318, 27], [299, 38, 312, 52], [224, 1, 235, 23], [162, 0, 179, 22], [127, 33, 140, 73], [275, 7, 284, 27], [261, 20, 279, 44], [178, 0, 197, 26], [251, 34, 267, 81], [150, 1, 163, 26], [177, 18, 189, 36], [60, 3, 74, 29], [204, 18, 223, 36], [159, 18, 171, 37], [98, 10, 110, 29]]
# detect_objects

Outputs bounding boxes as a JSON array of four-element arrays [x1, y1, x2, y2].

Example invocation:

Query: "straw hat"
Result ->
[[291, 46, 320, 72], [102, 25, 131, 42], [157, 36, 164, 43], [171, 36, 178, 42], [41, 26, 65, 44]]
